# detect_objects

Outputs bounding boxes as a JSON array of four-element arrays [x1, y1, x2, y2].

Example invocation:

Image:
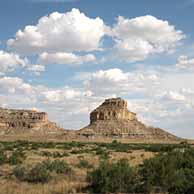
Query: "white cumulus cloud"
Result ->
[[110, 15, 185, 62], [160, 91, 186, 102], [79, 68, 160, 97], [39, 52, 96, 65], [7, 8, 106, 55], [0, 51, 27, 74], [0, 77, 33, 94], [176, 55, 194, 69], [26, 64, 46, 75]]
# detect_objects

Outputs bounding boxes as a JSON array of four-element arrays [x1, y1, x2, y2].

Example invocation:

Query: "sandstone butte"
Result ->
[[0, 98, 179, 141], [79, 98, 177, 140]]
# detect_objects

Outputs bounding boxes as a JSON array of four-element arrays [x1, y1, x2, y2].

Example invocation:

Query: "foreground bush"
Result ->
[[87, 159, 139, 193], [43, 159, 72, 174], [8, 150, 26, 165], [139, 148, 194, 194], [13, 164, 50, 183], [87, 148, 194, 194], [13, 159, 72, 183], [0, 150, 6, 165], [77, 159, 93, 169]]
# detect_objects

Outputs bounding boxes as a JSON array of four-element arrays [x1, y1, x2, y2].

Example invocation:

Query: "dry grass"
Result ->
[[110, 149, 155, 166], [0, 178, 86, 194], [0, 139, 187, 194], [0, 133, 184, 144]]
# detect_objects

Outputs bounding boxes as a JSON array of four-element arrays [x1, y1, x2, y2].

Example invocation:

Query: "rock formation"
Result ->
[[79, 98, 177, 140], [0, 98, 178, 141], [90, 98, 136, 124], [0, 108, 63, 135]]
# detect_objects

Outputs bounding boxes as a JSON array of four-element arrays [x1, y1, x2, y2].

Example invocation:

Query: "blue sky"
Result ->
[[0, 0, 194, 138]]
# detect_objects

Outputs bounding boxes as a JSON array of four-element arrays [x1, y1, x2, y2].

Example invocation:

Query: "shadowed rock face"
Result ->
[[0, 108, 63, 135], [79, 98, 178, 140]]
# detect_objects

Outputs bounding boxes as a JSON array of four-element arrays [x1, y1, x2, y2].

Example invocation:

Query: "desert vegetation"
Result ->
[[0, 140, 193, 194]]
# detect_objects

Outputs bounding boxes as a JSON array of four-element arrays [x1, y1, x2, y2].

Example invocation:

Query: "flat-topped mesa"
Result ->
[[90, 98, 136, 124], [0, 108, 63, 135], [0, 108, 48, 129]]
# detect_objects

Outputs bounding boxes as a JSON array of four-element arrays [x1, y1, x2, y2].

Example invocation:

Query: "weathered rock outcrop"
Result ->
[[79, 98, 177, 140], [0, 108, 63, 135], [90, 98, 136, 124]]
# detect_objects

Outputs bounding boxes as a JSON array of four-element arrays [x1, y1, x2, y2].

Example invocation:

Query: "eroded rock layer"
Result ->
[[79, 98, 177, 140], [0, 108, 63, 135]]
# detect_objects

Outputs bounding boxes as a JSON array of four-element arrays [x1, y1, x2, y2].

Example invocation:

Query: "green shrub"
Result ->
[[0, 150, 7, 165], [8, 151, 25, 165], [13, 160, 72, 184], [40, 151, 69, 158], [77, 159, 93, 169], [70, 148, 91, 154], [27, 163, 51, 183], [13, 166, 26, 181], [40, 159, 72, 175], [68, 141, 85, 148], [48, 160, 72, 174], [61, 152, 69, 157], [87, 159, 139, 193], [139, 148, 194, 194], [13, 164, 50, 183], [94, 147, 109, 160], [53, 151, 69, 157], [40, 151, 52, 157], [13, 159, 72, 184]]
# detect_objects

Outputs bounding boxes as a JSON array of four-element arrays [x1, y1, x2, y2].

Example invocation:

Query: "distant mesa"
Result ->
[[0, 98, 178, 141], [79, 97, 177, 140], [0, 107, 63, 135]]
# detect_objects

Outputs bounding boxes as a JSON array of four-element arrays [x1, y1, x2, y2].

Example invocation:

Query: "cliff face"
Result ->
[[0, 108, 63, 135], [90, 98, 136, 124], [79, 98, 177, 140]]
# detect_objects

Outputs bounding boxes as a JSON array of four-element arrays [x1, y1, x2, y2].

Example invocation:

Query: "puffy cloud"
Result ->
[[7, 8, 106, 55], [176, 55, 194, 69], [42, 88, 81, 102], [168, 91, 186, 101], [39, 52, 96, 65], [114, 38, 154, 62], [0, 76, 86, 101], [41, 88, 94, 103], [79, 68, 160, 97], [0, 77, 33, 94], [159, 91, 186, 102], [0, 50, 47, 75], [181, 88, 194, 95], [91, 68, 128, 82], [110, 15, 185, 62], [6, 9, 184, 64], [26, 64, 45, 75], [0, 50, 27, 74]]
